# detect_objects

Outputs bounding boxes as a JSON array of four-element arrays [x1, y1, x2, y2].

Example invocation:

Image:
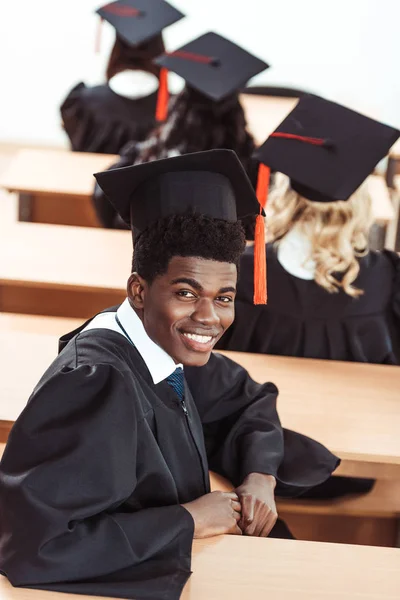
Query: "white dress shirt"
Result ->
[[277, 226, 316, 280], [82, 299, 182, 384]]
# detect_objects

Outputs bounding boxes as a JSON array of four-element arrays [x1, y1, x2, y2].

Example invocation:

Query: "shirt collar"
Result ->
[[117, 299, 182, 384]]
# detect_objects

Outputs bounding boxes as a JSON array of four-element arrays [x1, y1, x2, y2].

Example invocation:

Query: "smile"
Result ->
[[182, 332, 213, 344]]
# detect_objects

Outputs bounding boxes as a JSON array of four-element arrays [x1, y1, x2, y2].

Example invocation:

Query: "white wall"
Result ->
[[1, 0, 399, 147]]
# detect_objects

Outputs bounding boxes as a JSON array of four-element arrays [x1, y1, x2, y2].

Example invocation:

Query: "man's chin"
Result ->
[[180, 352, 212, 368]]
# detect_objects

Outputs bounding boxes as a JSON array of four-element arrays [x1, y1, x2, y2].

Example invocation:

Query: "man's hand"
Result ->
[[182, 491, 242, 538], [235, 472, 277, 537]]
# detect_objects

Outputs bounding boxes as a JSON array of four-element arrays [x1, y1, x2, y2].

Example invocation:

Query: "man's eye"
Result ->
[[217, 296, 233, 303], [177, 290, 196, 299]]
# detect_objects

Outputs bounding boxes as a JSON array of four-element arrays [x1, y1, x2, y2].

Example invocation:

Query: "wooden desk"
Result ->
[[0, 222, 130, 318], [219, 351, 400, 479], [0, 149, 117, 227], [0, 535, 399, 600]]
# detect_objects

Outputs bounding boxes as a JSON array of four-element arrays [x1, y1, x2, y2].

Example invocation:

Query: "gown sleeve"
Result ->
[[0, 363, 194, 600], [92, 142, 138, 229], [185, 353, 339, 496]]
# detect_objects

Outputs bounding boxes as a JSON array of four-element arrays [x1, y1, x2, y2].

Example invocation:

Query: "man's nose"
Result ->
[[191, 298, 220, 327]]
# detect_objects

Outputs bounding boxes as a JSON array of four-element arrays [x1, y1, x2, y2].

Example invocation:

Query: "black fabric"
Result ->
[[0, 320, 338, 599], [298, 475, 375, 500], [94, 149, 261, 231], [155, 32, 269, 102], [60, 83, 158, 154], [254, 94, 400, 202], [216, 245, 400, 364]]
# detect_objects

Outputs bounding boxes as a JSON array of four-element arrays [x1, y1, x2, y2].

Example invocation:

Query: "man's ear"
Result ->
[[127, 272, 147, 310]]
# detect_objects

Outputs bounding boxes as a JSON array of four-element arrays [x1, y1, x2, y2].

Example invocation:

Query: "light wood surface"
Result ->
[[0, 222, 129, 317], [0, 222, 130, 291], [0, 149, 117, 198], [0, 535, 399, 600], [218, 351, 400, 474], [0, 313, 82, 335]]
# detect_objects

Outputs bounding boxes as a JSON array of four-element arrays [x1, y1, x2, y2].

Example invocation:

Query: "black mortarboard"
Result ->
[[95, 150, 267, 303], [94, 149, 261, 231], [254, 94, 400, 203], [96, 0, 184, 47], [154, 32, 269, 103]]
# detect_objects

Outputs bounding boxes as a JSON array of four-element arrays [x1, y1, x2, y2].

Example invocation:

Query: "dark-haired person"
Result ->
[[60, 0, 184, 154], [0, 151, 338, 600], [92, 31, 267, 228]]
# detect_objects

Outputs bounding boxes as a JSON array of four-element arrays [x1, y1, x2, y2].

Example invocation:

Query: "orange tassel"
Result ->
[[155, 68, 169, 122], [253, 164, 270, 305], [95, 17, 103, 54], [253, 214, 267, 304], [256, 163, 270, 208]]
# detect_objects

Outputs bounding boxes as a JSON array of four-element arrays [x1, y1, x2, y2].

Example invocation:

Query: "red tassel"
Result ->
[[95, 17, 103, 54], [253, 164, 270, 305], [256, 163, 270, 208], [254, 214, 267, 304], [155, 68, 169, 122]]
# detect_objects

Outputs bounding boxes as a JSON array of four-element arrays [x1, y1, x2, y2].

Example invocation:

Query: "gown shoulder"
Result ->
[[60, 82, 157, 154]]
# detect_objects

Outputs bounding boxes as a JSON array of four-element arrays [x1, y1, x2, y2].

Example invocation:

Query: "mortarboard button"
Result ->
[[154, 32, 269, 122]]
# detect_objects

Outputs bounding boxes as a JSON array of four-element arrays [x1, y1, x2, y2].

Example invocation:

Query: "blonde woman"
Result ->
[[218, 95, 400, 366]]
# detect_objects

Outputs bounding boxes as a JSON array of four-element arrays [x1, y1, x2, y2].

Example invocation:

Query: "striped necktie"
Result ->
[[166, 367, 185, 400]]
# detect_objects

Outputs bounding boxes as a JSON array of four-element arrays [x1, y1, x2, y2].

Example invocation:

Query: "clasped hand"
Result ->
[[183, 472, 277, 538]]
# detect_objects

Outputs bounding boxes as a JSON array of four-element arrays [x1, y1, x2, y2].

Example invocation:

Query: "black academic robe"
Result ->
[[60, 82, 157, 155], [217, 245, 400, 365], [0, 320, 338, 600]]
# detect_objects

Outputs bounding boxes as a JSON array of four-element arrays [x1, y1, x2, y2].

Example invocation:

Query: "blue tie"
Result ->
[[166, 367, 185, 400]]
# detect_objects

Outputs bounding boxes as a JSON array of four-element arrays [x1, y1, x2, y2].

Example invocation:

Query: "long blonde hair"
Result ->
[[267, 173, 373, 297]]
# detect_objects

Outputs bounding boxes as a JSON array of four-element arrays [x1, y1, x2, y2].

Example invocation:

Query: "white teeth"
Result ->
[[183, 333, 213, 344]]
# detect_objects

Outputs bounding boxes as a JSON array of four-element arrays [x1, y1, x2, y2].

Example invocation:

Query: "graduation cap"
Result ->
[[95, 0, 184, 52], [154, 32, 269, 121], [94, 149, 267, 303], [253, 94, 400, 204]]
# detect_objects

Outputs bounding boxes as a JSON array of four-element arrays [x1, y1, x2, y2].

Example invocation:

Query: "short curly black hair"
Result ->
[[132, 213, 246, 283]]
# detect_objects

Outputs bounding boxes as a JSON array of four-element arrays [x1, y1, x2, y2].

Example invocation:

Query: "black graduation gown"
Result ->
[[0, 321, 338, 600], [60, 82, 157, 155], [217, 245, 400, 365]]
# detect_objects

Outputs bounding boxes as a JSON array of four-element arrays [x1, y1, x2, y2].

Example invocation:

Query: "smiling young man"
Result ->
[[0, 150, 338, 600]]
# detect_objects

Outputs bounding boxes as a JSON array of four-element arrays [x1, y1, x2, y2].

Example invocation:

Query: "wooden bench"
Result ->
[[0, 534, 399, 600], [0, 148, 117, 227], [0, 222, 130, 318]]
